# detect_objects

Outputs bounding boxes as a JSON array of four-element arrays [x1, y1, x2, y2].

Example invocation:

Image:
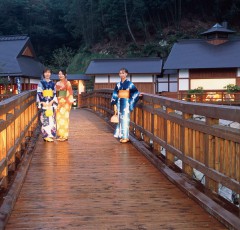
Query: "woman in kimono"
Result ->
[[55, 70, 73, 141], [37, 68, 58, 142], [111, 68, 140, 143]]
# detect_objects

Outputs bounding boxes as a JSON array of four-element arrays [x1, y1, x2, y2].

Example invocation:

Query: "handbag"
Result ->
[[110, 114, 119, 123]]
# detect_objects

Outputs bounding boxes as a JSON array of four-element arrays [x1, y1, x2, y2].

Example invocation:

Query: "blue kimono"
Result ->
[[111, 79, 139, 139], [36, 80, 58, 139]]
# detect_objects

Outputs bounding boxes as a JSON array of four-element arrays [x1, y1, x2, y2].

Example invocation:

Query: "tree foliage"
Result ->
[[49, 46, 76, 72], [0, 0, 239, 64]]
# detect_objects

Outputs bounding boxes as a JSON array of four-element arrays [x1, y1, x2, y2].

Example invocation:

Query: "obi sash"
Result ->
[[57, 90, 67, 97], [118, 90, 130, 98], [43, 89, 53, 97]]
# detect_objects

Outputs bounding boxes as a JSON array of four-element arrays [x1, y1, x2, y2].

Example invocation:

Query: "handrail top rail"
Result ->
[[143, 93, 240, 123], [82, 89, 240, 123], [0, 90, 37, 116]]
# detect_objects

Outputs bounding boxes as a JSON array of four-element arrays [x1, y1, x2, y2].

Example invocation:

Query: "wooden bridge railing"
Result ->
[[80, 89, 240, 217], [0, 90, 38, 188], [0, 94, 14, 103], [160, 91, 240, 105]]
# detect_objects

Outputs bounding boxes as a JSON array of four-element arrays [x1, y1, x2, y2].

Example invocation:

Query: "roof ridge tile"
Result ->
[[0, 35, 28, 41]]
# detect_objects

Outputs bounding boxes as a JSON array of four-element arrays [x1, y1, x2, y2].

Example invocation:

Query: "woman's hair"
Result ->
[[43, 68, 52, 75], [59, 69, 67, 78], [119, 68, 129, 74]]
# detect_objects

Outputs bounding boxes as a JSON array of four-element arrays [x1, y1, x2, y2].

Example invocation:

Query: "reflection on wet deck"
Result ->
[[6, 109, 226, 229]]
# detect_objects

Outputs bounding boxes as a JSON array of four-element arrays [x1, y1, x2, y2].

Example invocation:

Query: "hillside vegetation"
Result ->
[[67, 19, 220, 73], [0, 0, 240, 72]]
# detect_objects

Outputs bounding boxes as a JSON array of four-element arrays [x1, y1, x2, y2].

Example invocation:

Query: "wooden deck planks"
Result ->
[[6, 109, 227, 230]]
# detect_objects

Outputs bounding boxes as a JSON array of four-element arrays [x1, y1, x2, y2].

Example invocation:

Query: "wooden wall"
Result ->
[[236, 78, 240, 86], [190, 68, 237, 79], [134, 83, 154, 94], [94, 83, 154, 94], [94, 83, 116, 90]]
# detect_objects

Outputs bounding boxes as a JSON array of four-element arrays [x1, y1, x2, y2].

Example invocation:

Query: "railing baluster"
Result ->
[[166, 108, 175, 165], [205, 117, 219, 193]]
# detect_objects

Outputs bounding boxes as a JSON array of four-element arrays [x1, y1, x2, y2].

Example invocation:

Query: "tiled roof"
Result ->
[[0, 35, 43, 78], [51, 74, 91, 81], [0, 35, 28, 41], [201, 23, 235, 35], [85, 58, 163, 75], [164, 38, 240, 69], [18, 57, 44, 79]]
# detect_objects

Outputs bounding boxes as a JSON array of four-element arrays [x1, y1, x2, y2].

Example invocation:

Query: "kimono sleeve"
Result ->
[[111, 84, 119, 105], [52, 84, 58, 108], [36, 81, 45, 103], [66, 81, 74, 104], [129, 83, 140, 111]]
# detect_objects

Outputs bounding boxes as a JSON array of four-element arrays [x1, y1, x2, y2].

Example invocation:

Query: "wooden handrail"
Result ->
[[80, 89, 240, 217], [0, 90, 39, 187], [160, 91, 240, 105], [0, 94, 14, 102]]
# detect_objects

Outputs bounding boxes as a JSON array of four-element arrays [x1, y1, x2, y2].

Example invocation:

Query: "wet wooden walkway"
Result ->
[[6, 109, 227, 229]]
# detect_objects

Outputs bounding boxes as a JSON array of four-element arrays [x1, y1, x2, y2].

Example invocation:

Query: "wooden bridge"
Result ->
[[0, 90, 239, 229]]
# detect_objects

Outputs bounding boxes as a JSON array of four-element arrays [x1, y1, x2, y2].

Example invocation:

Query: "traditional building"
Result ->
[[157, 69, 178, 93], [163, 23, 240, 100], [85, 58, 163, 94], [0, 35, 43, 94]]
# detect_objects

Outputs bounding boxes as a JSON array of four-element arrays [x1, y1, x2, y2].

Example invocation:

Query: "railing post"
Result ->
[[153, 103, 161, 153], [7, 110, 16, 171], [166, 107, 175, 165], [0, 114, 7, 188], [14, 106, 21, 160], [134, 106, 142, 140], [182, 113, 193, 177], [142, 100, 150, 144], [205, 117, 219, 193]]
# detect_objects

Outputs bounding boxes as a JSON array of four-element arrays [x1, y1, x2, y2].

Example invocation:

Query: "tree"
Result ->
[[49, 46, 76, 72], [0, 0, 240, 62], [64, 0, 102, 46], [123, 0, 137, 44]]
